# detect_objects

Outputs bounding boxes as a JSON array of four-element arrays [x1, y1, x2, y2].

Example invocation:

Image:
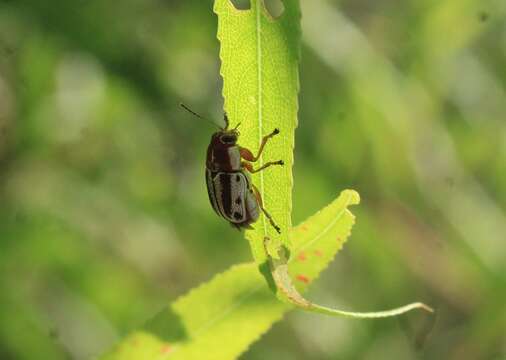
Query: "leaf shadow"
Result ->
[[230, 0, 251, 10], [143, 306, 188, 343], [259, 260, 277, 293]]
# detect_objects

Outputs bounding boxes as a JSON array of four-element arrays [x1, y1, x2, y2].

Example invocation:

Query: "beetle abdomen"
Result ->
[[206, 170, 256, 225]]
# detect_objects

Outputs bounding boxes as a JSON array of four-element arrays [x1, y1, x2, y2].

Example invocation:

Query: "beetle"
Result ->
[[180, 104, 283, 233]]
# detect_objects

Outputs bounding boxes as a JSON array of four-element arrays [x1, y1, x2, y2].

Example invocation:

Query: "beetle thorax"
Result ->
[[206, 131, 242, 172]]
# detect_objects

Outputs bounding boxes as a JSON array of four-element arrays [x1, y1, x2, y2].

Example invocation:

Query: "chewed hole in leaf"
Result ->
[[230, 0, 251, 10], [264, 0, 285, 18]]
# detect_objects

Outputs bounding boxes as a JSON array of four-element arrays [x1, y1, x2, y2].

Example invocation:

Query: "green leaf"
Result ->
[[101, 190, 359, 360], [215, 0, 301, 264]]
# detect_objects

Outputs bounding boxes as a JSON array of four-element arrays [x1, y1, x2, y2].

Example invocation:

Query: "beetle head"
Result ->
[[218, 129, 239, 145], [217, 118, 240, 145]]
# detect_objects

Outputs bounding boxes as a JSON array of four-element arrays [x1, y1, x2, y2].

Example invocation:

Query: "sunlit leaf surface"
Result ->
[[215, 0, 301, 262]]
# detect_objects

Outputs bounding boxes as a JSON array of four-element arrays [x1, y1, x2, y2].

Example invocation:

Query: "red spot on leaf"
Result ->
[[161, 345, 172, 355], [300, 225, 308, 232], [336, 236, 342, 242], [314, 250, 323, 257], [296, 274, 310, 284], [297, 252, 307, 261]]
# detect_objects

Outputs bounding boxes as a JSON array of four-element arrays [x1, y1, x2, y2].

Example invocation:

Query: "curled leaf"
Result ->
[[270, 243, 434, 318]]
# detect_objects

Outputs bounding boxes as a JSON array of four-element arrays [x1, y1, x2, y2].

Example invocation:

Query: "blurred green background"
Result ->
[[0, 0, 505, 359]]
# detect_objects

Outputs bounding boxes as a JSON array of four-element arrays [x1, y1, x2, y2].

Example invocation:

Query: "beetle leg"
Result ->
[[242, 160, 284, 174], [251, 184, 281, 234], [239, 128, 280, 162]]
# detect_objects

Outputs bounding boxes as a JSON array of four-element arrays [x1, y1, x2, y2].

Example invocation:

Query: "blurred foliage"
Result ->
[[0, 0, 505, 359]]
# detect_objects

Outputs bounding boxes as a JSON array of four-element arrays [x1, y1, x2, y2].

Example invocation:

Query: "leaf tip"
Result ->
[[340, 189, 361, 206]]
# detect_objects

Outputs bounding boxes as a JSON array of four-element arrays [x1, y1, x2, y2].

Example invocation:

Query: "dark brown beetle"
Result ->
[[181, 104, 283, 233]]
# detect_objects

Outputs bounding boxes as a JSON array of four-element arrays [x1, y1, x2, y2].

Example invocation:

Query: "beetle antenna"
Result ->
[[180, 103, 221, 129], [223, 112, 230, 130], [233, 122, 241, 130]]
